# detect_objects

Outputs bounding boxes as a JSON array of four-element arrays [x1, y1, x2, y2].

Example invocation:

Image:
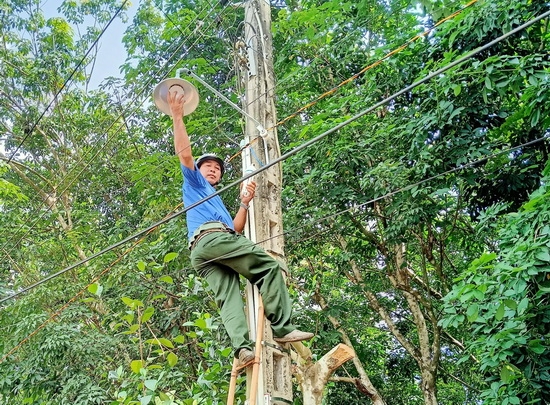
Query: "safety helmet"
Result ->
[[196, 153, 225, 178]]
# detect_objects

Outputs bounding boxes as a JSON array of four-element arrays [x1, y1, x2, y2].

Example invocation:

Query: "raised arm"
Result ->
[[168, 90, 194, 170]]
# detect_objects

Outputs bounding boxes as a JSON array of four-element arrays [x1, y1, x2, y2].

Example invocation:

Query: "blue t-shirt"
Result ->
[[181, 163, 234, 240]]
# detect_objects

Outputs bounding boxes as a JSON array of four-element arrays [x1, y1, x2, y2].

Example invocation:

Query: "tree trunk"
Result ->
[[309, 267, 387, 405], [337, 234, 441, 404], [293, 344, 355, 405]]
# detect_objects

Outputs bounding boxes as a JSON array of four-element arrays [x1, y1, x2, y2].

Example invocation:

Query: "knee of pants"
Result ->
[[203, 266, 242, 302]]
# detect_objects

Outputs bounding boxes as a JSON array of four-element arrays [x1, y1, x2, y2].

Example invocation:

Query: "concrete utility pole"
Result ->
[[237, 0, 292, 404], [237, 1, 354, 404]]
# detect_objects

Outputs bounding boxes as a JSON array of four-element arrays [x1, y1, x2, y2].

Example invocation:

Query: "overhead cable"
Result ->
[[0, 1, 233, 261], [267, 0, 480, 130], [1, 132, 546, 368], [226, 0, 480, 164], [2, 7, 548, 305], [5, 0, 131, 164], [0, 204, 182, 365]]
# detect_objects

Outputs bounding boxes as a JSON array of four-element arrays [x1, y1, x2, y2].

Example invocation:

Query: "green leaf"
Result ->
[[471, 252, 497, 268], [453, 84, 461, 96], [163, 252, 178, 263], [122, 313, 135, 324], [501, 364, 513, 383], [158, 338, 174, 348], [496, 79, 510, 88], [130, 360, 143, 374], [531, 108, 540, 127], [159, 275, 174, 284], [173, 335, 186, 344], [503, 300, 517, 310], [472, 289, 485, 300], [433, 188, 450, 196], [195, 318, 207, 330], [148, 365, 163, 370], [124, 324, 140, 334], [137, 261, 146, 271], [466, 304, 479, 322], [500, 363, 520, 383], [87, 283, 103, 296], [144, 379, 158, 391], [122, 297, 144, 309], [528, 339, 546, 354], [495, 303, 505, 321], [140, 394, 152, 405], [517, 297, 530, 314], [167, 352, 178, 367], [146, 338, 174, 348], [535, 248, 550, 262], [141, 307, 155, 323]]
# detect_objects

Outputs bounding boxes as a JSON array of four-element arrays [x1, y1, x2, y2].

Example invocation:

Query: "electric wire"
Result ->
[[285, 138, 549, 248], [1, 1, 548, 354], [3, 25, 549, 357], [162, 0, 261, 148], [5, 0, 131, 164], [0, 4, 161, 253], [2, 1, 547, 375], [3, 0, 548, 280], [159, 0, 460, 167], [2, 0, 353, 254], [0, 2, 240, 277], [0, 204, 183, 364], [2, 7, 548, 306], [0, 5, 241, 273], [0, 1, 234, 262], [226, 0, 480, 163], [0, 47, 252, 325], [49, 1, 233, 183], [47, 1, 228, 183], [26, 0, 366, 213], [0, 6, 132, 175], [1, 0, 225, 210], [6, 6, 548, 301], [223, 0, 386, 160], [1, 132, 546, 365]]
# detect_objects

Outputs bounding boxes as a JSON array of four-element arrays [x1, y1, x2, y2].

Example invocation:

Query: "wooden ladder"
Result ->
[[226, 298, 265, 405]]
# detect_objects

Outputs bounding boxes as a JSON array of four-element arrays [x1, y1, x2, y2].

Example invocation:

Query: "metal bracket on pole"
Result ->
[[177, 68, 267, 137], [257, 125, 268, 138]]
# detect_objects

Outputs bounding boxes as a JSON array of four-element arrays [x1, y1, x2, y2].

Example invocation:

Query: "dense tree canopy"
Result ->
[[0, 0, 549, 404]]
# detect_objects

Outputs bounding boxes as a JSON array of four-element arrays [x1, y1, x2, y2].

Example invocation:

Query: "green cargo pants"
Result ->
[[189, 229, 296, 353]]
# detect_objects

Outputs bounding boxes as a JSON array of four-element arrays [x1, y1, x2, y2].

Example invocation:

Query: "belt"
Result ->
[[188, 222, 234, 250]]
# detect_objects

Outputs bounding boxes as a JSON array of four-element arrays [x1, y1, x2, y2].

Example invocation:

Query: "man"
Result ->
[[168, 90, 313, 366]]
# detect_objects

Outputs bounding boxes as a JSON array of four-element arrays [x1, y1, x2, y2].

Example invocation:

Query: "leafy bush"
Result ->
[[442, 161, 550, 404]]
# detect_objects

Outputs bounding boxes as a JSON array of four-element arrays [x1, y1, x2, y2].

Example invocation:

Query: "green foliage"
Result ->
[[0, 252, 240, 404], [0, 163, 27, 202], [279, 0, 550, 402], [441, 161, 550, 403], [1, 0, 550, 403]]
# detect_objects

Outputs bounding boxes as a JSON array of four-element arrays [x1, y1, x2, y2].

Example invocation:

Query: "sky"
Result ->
[[0, 1, 139, 155], [41, 0, 138, 89]]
